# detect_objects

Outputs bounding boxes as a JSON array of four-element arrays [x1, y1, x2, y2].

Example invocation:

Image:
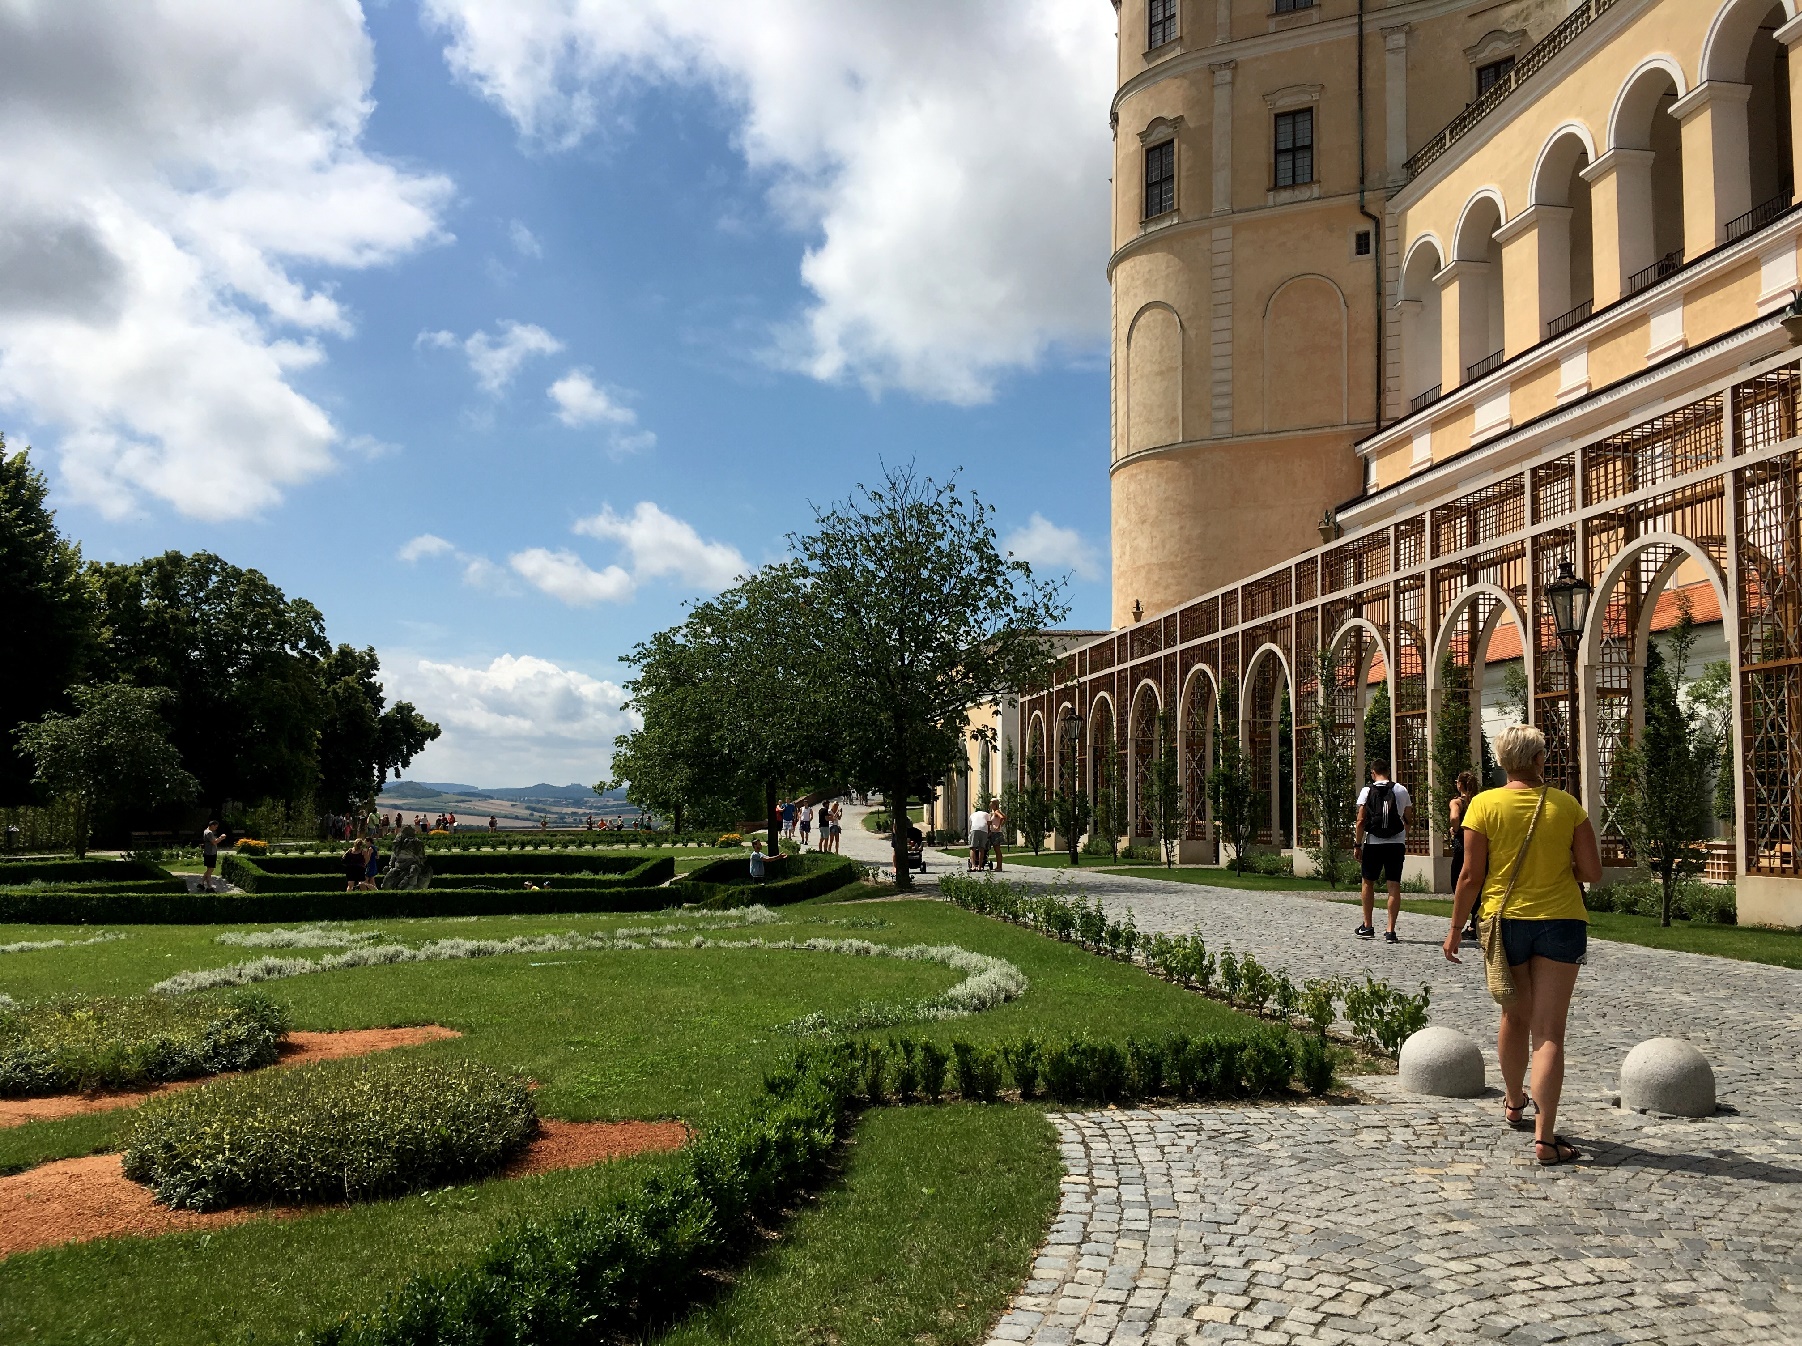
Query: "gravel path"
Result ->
[[835, 810, 1802, 1343]]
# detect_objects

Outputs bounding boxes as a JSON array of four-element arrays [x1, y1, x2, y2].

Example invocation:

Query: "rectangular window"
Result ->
[[1354, 229, 1372, 256], [1476, 58, 1515, 96], [1274, 108, 1313, 188], [1148, 0, 1178, 48], [1273, 0, 1316, 13], [1144, 139, 1176, 218]]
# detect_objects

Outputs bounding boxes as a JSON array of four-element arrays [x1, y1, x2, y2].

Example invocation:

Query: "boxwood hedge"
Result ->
[[0, 857, 183, 891], [0, 991, 288, 1096], [222, 851, 673, 894], [684, 852, 864, 908], [123, 1056, 537, 1211]]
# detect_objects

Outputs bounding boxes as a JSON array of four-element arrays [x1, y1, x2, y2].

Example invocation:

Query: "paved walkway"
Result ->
[[838, 809, 1802, 1344]]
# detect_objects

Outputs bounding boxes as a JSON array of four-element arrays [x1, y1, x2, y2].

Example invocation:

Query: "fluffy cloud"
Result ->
[[384, 652, 638, 784], [421, 0, 1112, 404], [1005, 512, 1102, 582], [0, 1, 451, 518], [507, 219, 542, 257], [421, 320, 564, 396], [507, 546, 634, 605], [546, 369, 653, 455], [573, 501, 744, 589], [397, 533, 456, 563]]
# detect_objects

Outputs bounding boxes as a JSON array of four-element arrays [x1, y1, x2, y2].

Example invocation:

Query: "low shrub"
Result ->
[[1339, 975, 1432, 1056], [0, 857, 179, 887], [234, 838, 269, 854], [124, 1056, 535, 1212], [226, 851, 671, 893], [0, 883, 695, 925], [0, 992, 287, 1096], [1585, 876, 1737, 924], [689, 853, 865, 909]]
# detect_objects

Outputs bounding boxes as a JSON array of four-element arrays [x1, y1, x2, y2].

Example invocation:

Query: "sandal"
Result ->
[[1502, 1095, 1534, 1130], [1534, 1136, 1582, 1166]]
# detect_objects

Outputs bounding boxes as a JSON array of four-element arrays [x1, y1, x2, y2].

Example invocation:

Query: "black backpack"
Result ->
[[1365, 781, 1405, 839]]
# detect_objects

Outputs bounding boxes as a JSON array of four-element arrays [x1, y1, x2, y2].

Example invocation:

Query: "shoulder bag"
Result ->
[[1479, 785, 1548, 1006]]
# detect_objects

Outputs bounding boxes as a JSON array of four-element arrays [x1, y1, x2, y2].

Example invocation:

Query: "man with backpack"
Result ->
[[1354, 760, 1414, 943]]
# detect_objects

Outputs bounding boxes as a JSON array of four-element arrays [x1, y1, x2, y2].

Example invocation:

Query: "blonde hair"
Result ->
[[1495, 724, 1547, 776]]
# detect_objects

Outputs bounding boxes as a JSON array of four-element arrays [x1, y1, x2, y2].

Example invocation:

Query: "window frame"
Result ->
[[1272, 108, 1314, 190], [1475, 57, 1516, 97], [1272, 0, 1316, 14], [1143, 138, 1177, 220], [1147, 0, 1179, 49]]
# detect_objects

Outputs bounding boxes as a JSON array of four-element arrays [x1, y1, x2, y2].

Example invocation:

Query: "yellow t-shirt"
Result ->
[[1461, 786, 1589, 923]]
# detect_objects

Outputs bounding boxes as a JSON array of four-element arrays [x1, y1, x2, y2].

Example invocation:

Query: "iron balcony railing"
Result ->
[[1726, 192, 1796, 243], [1408, 385, 1442, 414], [1404, 0, 1621, 181], [1627, 248, 1684, 297], [1465, 349, 1505, 383], [1546, 298, 1594, 340]]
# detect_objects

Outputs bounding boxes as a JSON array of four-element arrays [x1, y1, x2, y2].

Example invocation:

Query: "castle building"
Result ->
[[1021, 0, 1802, 925]]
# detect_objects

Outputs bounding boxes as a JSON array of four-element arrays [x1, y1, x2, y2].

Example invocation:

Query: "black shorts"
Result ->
[[1359, 843, 1406, 883], [1499, 917, 1588, 966]]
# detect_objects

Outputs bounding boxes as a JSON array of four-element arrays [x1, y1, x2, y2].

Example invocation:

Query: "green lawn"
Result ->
[[1334, 894, 1802, 969], [0, 885, 1259, 1344]]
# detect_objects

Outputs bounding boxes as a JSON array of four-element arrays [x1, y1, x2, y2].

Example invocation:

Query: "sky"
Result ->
[[0, 0, 1118, 787]]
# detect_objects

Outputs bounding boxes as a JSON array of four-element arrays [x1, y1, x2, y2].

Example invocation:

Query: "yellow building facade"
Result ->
[[1030, 0, 1802, 925]]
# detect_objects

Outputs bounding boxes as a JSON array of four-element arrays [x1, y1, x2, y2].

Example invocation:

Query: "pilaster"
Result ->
[[1581, 148, 1655, 305], [1672, 81, 1753, 251]]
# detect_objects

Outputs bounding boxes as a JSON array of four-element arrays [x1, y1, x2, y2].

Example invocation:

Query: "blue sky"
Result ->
[[1, 1, 1116, 784]]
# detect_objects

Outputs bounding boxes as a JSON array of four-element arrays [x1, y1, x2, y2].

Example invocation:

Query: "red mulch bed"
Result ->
[[0, 1118, 689, 1258]]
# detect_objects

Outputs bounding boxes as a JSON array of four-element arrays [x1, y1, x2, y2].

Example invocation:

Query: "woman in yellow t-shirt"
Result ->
[[1444, 724, 1602, 1167]]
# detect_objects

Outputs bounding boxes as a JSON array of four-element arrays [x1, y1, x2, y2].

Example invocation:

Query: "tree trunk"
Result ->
[[890, 781, 912, 891], [1661, 865, 1675, 928], [765, 780, 779, 857]]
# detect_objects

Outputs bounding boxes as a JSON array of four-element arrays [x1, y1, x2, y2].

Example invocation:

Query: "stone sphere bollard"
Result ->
[[1398, 1026, 1486, 1098], [1620, 1038, 1716, 1116]]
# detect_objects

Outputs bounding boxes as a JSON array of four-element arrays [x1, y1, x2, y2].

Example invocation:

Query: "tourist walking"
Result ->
[[968, 804, 990, 871], [1443, 724, 1602, 1167], [987, 802, 1007, 871], [799, 803, 813, 848], [1449, 771, 1480, 941], [200, 820, 225, 893], [1353, 759, 1413, 943], [343, 839, 370, 891], [828, 801, 843, 853]]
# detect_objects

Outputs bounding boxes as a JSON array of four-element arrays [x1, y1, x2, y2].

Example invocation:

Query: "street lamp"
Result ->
[[1544, 559, 1593, 786]]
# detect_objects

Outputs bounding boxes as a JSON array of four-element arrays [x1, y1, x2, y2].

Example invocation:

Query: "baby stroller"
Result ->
[[905, 824, 927, 872]]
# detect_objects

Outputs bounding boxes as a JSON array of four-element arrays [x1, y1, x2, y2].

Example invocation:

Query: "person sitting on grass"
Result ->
[[749, 837, 786, 882]]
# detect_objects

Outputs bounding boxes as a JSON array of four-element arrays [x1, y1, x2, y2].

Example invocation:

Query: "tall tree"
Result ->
[[1430, 652, 1476, 830], [1209, 684, 1263, 874], [1149, 707, 1183, 867], [1049, 748, 1093, 866], [609, 623, 746, 832], [789, 466, 1066, 888], [0, 444, 96, 805], [1615, 600, 1715, 926], [88, 552, 328, 809], [1361, 681, 1390, 783], [1301, 650, 1357, 888], [315, 645, 440, 811], [17, 684, 198, 856]]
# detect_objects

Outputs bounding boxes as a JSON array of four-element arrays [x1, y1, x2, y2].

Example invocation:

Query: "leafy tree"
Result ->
[[1148, 708, 1183, 867], [1209, 684, 1263, 874], [0, 444, 96, 805], [1049, 747, 1093, 865], [16, 685, 198, 856], [315, 645, 439, 812], [87, 552, 328, 809], [998, 735, 1023, 850], [1687, 657, 1735, 827], [1499, 661, 1532, 725], [1430, 652, 1476, 833], [1088, 715, 1123, 860], [1301, 650, 1357, 888], [1361, 681, 1390, 783], [783, 466, 1066, 888], [1017, 733, 1051, 855], [1614, 600, 1715, 926]]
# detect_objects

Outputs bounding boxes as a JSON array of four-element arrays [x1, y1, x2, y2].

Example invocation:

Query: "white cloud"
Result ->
[[421, 0, 1112, 404], [0, 0, 452, 518], [508, 546, 635, 605], [384, 651, 638, 785], [508, 219, 542, 257], [573, 501, 745, 589], [422, 320, 564, 396], [398, 533, 456, 563], [1005, 512, 1102, 582], [548, 369, 633, 427]]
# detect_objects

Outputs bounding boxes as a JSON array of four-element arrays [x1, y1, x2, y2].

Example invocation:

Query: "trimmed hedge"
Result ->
[[270, 831, 734, 855], [0, 881, 696, 925], [0, 877, 189, 897], [222, 852, 673, 895], [123, 1056, 536, 1211], [0, 992, 288, 1096], [0, 857, 181, 887], [685, 852, 864, 908], [312, 1030, 1328, 1345]]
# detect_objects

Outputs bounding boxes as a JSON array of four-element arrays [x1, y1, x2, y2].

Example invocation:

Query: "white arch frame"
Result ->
[[1607, 57, 1692, 150], [1087, 691, 1119, 805], [1452, 188, 1509, 261], [1177, 664, 1220, 844], [1241, 643, 1295, 849], [1701, 0, 1800, 84], [1127, 678, 1165, 840], [1401, 233, 1447, 286], [1529, 122, 1601, 206]]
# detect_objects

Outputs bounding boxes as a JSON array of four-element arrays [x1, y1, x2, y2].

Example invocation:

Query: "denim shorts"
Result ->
[[1499, 917, 1588, 966]]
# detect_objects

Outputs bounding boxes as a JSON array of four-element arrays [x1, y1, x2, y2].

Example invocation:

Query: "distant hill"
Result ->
[[383, 781, 617, 802]]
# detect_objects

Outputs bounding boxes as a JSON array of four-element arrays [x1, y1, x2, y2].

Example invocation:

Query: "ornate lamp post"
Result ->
[[1543, 560, 1594, 788]]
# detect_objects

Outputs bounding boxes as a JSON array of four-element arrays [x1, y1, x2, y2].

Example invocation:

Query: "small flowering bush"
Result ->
[[234, 838, 269, 854], [717, 832, 744, 846], [0, 992, 287, 1096]]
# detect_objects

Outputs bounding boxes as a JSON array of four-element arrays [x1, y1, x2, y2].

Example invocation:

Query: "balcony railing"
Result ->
[[1726, 192, 1796, 243], [1626, 248, 1684, 297], [1403, 0, 1620, 180], [1465, 349, 1505, 383], [1408, 385, 1443, 414], [1545, 298, 1593, 340]]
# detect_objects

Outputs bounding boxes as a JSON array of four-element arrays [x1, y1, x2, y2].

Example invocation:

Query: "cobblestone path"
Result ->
[[832, 814, 1802, 1345]]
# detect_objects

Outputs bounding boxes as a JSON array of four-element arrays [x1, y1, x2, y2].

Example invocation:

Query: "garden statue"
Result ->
[[381, 826, 432, 890]]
